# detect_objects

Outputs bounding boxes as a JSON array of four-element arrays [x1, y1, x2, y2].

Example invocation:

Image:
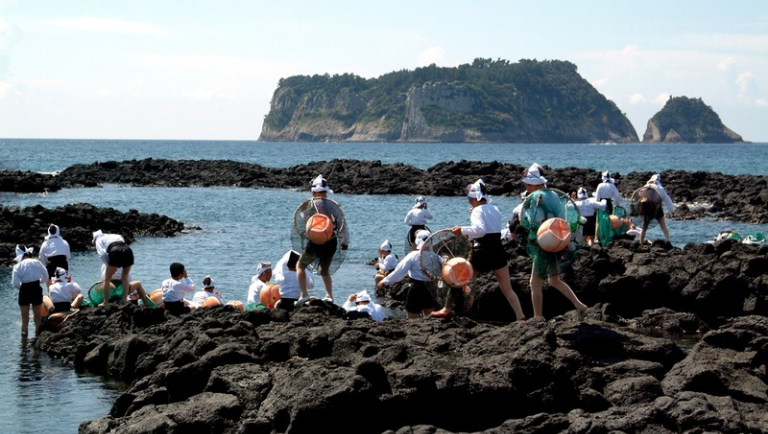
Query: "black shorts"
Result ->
[[53, 301, 72, 312], [164, 300, 191, 315], [46, 255, 69, 278], [18, 281, 43, 306], [583, 215, 597, 237], [300, 240, 337, 276], [408, 225, 426, 244], [107, 242, 134, 268], [470, 233, 507, 273], [276, 298, 297, 311], [405, 277, 438, 314], [604, 199, 614, 215]]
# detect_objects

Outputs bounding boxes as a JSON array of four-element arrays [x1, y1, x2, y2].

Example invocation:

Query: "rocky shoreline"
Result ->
[[2, 159, 767, 224], [33, 240, 768, 433]]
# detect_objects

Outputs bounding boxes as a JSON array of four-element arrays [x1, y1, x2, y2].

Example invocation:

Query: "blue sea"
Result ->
[[0, 139, 767, 433]]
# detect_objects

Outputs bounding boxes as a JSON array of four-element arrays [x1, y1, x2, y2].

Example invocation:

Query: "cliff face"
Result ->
[[258, 59, 639, 143], [642, 96, 745, 143]]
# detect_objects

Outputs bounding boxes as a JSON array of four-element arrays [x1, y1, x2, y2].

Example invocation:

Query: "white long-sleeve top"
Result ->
[[192, 290, 221, 305], [460, 203, 503, 239], [646, 183, 676, 213], [575, 197, 607, 217], [161, 277, 196, 302], [381, 249, 430, 284], [273, 251, 315, 299], [39, 236, 71, 264], [48, 281, 82, 303], [341, 300, 385, 321], [247, 278, 267, 304], [377, 253, 398, 273], [404, 207, 433, 226], [595, 182, 621, 204], [12, 258, 49, 288], [94, 233, 127, 265]]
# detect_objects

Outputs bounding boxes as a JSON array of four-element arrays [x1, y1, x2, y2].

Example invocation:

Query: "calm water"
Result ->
[[0, 139, 767, 432]]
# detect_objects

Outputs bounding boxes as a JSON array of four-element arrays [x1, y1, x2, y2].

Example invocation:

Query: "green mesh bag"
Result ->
[[743, 233, 766, 244], [522, 188, 582, 278], [87, 280, 124, 305], [596, 205, 632, 246], [245, 302, 267, 311]]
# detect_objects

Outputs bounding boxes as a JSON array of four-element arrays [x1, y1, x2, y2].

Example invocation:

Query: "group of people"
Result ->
[[12, 168, 677, 337]]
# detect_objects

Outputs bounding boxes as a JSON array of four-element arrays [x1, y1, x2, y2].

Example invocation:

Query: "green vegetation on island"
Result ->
[[642, 96, 745, 143]]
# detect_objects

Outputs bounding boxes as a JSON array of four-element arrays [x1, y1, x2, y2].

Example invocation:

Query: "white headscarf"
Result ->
[[256, 261, 272, 278], [355, 290, 372, 303], [45, 224, 60, 240], [379, 239, 392, 251], [92, 230, 104, 243], [14, 245, 33, 263], [53, 267, 68, 282], [522, 164, 547, 186], [649, 174, 662, 187], [203, 276, 215, 289], [310, 175, 333, 194], [577, 187, 589, 199], [466, 179, 492, 203], [413, 196, 426, 209], [415, 229, 431, 248]]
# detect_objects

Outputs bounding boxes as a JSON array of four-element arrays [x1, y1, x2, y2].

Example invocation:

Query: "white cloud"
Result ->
[[756, 99, 768, 107], [628, 93, 645, 104], [654, 93, 671, 105], [0, 80, 12, 98], [718, 57, 736, 71], [735, 71, 755, 100], [417, 46, 449, 67], [47, 17, 168, 36]]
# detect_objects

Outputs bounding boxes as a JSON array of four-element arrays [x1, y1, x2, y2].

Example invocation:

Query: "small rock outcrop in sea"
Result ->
[[34, 243, 768, 433], [642, 96, 745, 143], [0, 203, 187, 267], [258, 58, 639, 143]]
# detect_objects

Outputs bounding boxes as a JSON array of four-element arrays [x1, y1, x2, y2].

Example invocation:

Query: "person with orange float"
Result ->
[[192, 275, 222, 307], [247, 261, 272, 304], [521, 164, 588, 319], [296, 175, 349, 303], [12, 245, 49, 338], [377, 229, 439, 319], [432, 179, 527, 320], [160, 262, 197, 315]]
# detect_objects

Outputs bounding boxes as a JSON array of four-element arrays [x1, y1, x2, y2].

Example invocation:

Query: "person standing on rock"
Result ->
[[39, 224, 71, 283], [594, 171, 621, 243], [12, 245, 49, 338], [404, 196, 433, 250], [521, 164, 589, 320], [574, 187, 607, 247], [92, 230, 134, 304], [639, 174, 676, 246]]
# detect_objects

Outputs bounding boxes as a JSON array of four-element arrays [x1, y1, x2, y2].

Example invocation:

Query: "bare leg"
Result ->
[[422, 307, 434, 316], [71, 294, 84, 309], [32, 304, 43, 336], [20, 304, 30, 336], [530, 273, 544, 318], [120, 266, 132, 303], [103, 265, 118, 304], [548, 276, 588, 313], [296, 263, 309, 298], [658, 217, 671, 242], [494, 267, 526, 320], [639, 217, 650, 245], [322, 275, 333, 300]]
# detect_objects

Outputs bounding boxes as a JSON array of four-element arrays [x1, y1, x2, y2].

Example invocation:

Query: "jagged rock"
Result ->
[[643, 96, 745, 143]]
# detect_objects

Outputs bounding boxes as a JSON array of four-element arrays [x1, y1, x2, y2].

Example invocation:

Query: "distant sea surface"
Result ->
[[0, 138, 767, 433]]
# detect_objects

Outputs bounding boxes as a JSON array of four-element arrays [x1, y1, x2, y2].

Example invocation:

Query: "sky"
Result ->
[[0, 1, 766, 142]]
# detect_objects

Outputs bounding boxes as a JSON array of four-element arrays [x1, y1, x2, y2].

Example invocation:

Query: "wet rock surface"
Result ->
[[0, 203, 188, 267], [3, 159, 766, 223], [35, 240, 768, 434]]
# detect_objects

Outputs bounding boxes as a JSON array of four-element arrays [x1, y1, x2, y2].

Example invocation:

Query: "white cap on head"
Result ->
[[14, 245, 33, 263], [92, 230, 104, 243], [256, 261, 272, 277], [310, 174, 333, 194], [522, 164, 547, 186], [466, 179, 491, 203], [415, 229, 431, 248], [577, 187, 589, 199], [379, 239, 392, 251], [356, 290, 372, 303], [413, 195, 427, 209], [54, 267, 68, 282]]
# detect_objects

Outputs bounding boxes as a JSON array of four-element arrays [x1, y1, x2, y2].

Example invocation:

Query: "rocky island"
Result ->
[[643, 96, 745, 143], [257, 58, 639, 144]]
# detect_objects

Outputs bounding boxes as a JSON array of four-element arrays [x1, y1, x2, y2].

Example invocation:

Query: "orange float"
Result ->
[[442, 257, 474, 288], [200, 296, 222, 308], [259, 283, 281, 309], [305, 213, 334, 244], [150, 289, 164, 307], [536, 217, 572, 253], [41, 295, 54, 316]]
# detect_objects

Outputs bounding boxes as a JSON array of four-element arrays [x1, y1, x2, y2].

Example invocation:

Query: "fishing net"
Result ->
[[87, 280, 124, 305], [420, 228, 475, 314], [596, 205, 632, 246], [522, 188, 582, 278], [291, 197, 347, 275], [404, 225, 431, 258], [629, 186, 661, 230]]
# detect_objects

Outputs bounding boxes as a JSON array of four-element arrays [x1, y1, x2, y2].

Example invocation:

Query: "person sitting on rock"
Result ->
[[192, 275, 222, 307], [161, 262, 197, 315], [47, 267, 83, 313], [374, 239, 398, 285], [274, 250, 315, 311], [342, 290, 385, 321], [247, 261, 273, 304]]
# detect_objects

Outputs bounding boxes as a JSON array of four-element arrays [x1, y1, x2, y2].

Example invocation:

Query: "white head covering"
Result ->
[[92, 230, 104, 243], [379, 239, 392, 251], [203, 276, 215, 289], [45, 224, 60, 240], [577, 187, 589, 199], [356, 290, 372, 303], [310, 174, 333, 194], [413, 196, 426, 209], [522, 164, 547, 186], [14, 245, 33, 263], [256, 261, 272, 278], [649, 174, 662, 187], [53, 267, 68, 282], [415, 229, 431, 248], [466, 179, 492, 203]]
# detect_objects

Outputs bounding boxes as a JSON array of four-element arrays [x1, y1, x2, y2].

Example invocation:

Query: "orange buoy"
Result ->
[[305, 213, 334, 244], [442, 257, 474, 288], [609, 215, 621, 229], [150, 289, 164, 307], [259, 283, 281, 309], [536, 217, 572, 253], [226, 300, 245, 312], [45, 312, 67, 333], [200, 296, 222, 308], [41, 295, 54, 316]]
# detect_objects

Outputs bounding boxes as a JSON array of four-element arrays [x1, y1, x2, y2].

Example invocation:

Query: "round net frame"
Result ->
[[521, 188, 583, 272], [87, 280, 124, 305], [419, 228, 474, 314], [291, 197, 348, 275], [628, 186, 661, 230]]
